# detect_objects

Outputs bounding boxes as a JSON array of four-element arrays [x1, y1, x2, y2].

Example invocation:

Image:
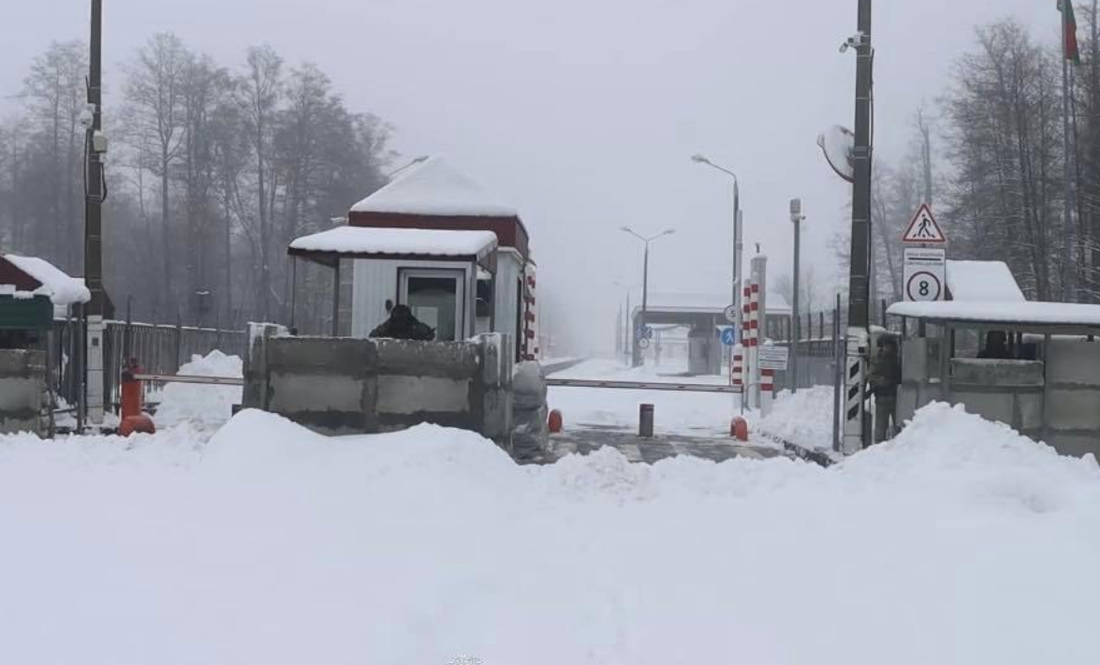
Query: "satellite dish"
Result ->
[[817, 125, 855, 183]]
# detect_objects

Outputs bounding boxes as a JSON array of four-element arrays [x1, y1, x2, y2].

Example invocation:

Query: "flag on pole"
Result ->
[[1060, 0, 1081, 64]]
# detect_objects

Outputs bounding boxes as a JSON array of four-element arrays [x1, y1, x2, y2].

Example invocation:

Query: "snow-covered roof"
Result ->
[[350, 155, 518, 218], [635, 291, 792, 315], [887, 300, 1100, 328], [2, 254, 90, 306], [288, 226, 499, 260], [946, 260, 1025, 303]]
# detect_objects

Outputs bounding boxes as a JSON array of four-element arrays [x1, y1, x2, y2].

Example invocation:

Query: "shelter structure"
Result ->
[[288, 156, 538, 359], [888, 299, 1100, 458]]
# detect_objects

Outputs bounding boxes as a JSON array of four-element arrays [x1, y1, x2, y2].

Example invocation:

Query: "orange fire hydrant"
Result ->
[[730, 416, 749, 442], [119, 358, 155, 436], [548, 409, 563, 434]]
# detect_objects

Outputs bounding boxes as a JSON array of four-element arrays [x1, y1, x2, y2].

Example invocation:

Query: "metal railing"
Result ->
[[53, 319, 247, 410]]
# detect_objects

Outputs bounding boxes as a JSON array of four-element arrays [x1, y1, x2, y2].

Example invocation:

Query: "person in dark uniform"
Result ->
[[978, 331, 1012, 359], [868, 335, 902, 444], [369, 303, 435, 341]]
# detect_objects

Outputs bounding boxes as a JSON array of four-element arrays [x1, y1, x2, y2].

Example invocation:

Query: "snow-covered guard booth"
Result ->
[[261, 156, 553, 451], [887, 297, 1100, 459], [344, 155, 538, 360], [0, 254, 90, 435]]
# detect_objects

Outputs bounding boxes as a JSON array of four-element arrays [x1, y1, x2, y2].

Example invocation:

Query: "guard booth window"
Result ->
[[399, 269, 465, 342]]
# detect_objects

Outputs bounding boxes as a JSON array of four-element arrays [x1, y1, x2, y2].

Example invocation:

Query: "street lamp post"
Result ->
[[790, 198, 806, 393], [692, 155, 742, 344], [621, 227, 675, 367]]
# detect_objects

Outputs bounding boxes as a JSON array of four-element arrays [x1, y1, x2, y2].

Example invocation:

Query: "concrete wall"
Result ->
[[948, 359, 1044, 438], [898, 335, 1100, 458], [1043, 338, 1100, 457], [244, 333, 513, 446], [0, 350, 49, 436]]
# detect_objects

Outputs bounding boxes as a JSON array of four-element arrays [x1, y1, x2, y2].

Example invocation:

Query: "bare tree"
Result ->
[[124, 33, 189, 310]]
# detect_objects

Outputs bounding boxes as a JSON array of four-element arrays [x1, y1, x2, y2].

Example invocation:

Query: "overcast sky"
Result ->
[[3, 0, 1057, 352]]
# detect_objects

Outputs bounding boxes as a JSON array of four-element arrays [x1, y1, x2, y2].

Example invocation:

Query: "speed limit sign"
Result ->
[[903, 247, 946, 302], [906, 271, 942, 301]]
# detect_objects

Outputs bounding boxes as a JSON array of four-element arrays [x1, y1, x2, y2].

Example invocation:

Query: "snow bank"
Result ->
[[1, 402, 1099, 665], [757, 385, 835, 450], [151, 350, 242, 432]]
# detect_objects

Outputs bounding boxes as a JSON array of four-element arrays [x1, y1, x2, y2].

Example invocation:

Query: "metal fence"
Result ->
[[53, 319, 247, 410]]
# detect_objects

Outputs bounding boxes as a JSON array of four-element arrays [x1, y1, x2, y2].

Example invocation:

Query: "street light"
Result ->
[[613, 280, 640, 363], [790, 198, 806, 394], [692, 154, 743, 341], [621, 227, 675, 367]]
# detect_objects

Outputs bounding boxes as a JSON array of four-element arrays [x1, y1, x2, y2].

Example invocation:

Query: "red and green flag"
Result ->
[[1060, 0, 1081, 64]]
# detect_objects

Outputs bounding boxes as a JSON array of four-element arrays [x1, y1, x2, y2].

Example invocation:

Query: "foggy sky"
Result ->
[[3, 0, 1058, 353]]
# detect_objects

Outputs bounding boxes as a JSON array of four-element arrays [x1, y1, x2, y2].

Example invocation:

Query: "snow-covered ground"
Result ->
[[1, 401, 1099, 664], [548, 358, 738, 436]]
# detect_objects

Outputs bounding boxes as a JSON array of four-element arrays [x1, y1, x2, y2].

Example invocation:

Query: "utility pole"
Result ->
[[1061, 1, 1077, 302], [790, 198, 805, 393], [84, 0, 108, 426], [843, 0, 873, 452]]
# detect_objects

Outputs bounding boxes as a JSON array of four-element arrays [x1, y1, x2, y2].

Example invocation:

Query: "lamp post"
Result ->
[[691, 154, 742, 342], [613, 280, 638, 364], [790, 198, 806, 393], [621, 227, 675, 367]]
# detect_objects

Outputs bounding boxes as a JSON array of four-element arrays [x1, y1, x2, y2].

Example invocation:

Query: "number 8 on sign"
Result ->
[[906, 270, 941, 301]]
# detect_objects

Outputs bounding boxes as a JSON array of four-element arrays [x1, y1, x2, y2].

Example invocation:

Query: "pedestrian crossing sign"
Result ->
[[902, 204, 947, 244]]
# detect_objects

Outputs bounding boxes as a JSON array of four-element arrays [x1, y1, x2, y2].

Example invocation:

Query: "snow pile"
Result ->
[[757, 386, 835, 450], [0, 404, 1099, 663], [946, 259, 1026, 302], [350, 154, 518, 217], [151, 350, 243, 432]]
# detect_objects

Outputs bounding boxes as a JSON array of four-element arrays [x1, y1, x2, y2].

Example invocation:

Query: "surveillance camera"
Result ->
[[839, 31, 865, 53], [78, 104, 95, 130]]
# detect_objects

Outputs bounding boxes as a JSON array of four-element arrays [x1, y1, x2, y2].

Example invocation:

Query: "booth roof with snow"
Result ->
[[887, 260, 1100, 459], [289, 155, 537, 358], [0, 254, 91, 323]]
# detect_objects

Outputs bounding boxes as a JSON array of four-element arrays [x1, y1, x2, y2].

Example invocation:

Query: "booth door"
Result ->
[[399, 269, 466, 342]]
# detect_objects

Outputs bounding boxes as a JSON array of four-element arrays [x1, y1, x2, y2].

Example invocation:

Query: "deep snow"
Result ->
[[1, 398, 1098, 664]]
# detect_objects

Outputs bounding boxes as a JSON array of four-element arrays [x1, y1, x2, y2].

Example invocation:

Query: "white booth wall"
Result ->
[[351, 259, 477, 339]]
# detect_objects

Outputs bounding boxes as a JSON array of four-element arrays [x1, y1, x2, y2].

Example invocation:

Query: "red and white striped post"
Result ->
[[748, 283, 762, 409], [760, 367, 775, 416]]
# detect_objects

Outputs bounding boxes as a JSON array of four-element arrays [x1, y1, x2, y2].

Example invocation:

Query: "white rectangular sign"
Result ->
[[903, 247, 946, 302], [758, 345, 789, 371]]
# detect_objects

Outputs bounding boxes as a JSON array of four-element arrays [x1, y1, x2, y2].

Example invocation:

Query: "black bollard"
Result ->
[[639, 403, 655, 438]]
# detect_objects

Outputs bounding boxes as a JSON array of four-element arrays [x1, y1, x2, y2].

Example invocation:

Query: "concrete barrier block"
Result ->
[[1018, 393, 1043, 431], [376, 375, 471, 415], [376, 339, 479, 378], [267, 338, 376, 376], [1047, 340, 1100, 387], [0, 377, 44, 412], [952, 391, 1016, 427], [1044, 432, 1100, 459], [268, 373, 365, 414], [1047, 389, 1100, 430], [951, 359, 1044, 387]]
